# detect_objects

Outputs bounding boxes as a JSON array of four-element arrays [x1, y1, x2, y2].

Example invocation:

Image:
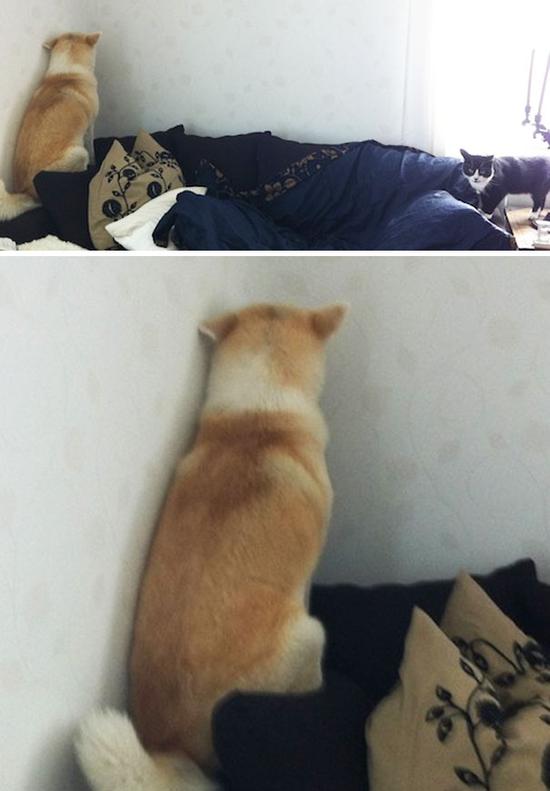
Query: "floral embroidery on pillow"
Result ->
[[451, 635, 550, 691], [426, 655, 507, 788]]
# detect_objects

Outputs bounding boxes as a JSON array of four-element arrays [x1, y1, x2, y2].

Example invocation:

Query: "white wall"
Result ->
[[3, 256, 550, 790], [93, 0, 425, 147], [2, 0, 433, 186], [0, 2, 94, 186]]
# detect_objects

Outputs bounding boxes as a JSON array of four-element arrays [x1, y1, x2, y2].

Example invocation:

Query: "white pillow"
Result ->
[[105, 186, 207, 251]]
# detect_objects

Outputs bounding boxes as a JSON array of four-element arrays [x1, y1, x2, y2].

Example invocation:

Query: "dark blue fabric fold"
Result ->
[[154, 141, 513, 251]]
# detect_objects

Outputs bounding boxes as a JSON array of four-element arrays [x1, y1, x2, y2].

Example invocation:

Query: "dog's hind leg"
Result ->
[[46, 145, 89, 174], [251, 612, 325, 695]]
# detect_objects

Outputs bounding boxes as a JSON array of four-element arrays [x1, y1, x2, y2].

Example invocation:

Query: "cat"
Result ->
[[0, 32, 100, 221], [460, 149, 550, 221], [76, 302, 347, 791]]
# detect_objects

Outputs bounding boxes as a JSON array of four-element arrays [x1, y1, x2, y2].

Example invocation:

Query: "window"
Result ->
[[431, 1, 550, 157]]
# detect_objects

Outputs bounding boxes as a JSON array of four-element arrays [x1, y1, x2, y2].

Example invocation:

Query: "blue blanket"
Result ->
[[154, 141, 513, 251]]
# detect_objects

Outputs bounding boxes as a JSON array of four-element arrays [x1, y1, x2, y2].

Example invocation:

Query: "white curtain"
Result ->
[[403, 0, 550, 157]]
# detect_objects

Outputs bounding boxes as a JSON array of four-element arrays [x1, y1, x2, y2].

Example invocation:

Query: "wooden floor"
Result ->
[[505, 207, 543, 250]]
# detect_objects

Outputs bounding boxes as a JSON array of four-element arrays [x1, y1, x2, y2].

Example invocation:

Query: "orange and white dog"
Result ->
[[76, 302, 347, 791], [0, 32, 100, 221]]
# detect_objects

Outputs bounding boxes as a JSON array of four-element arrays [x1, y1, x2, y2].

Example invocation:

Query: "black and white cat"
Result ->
[[460, 149, 550, 221]]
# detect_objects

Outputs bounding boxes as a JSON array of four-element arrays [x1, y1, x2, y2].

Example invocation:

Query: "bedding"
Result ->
[[93, 124, 186, 166], [153, 190, 305, 250], [1, 130, 515, 250], [256, 134, 356, 182], [88, 131, 185, 249], [0, 206, 56, 245], [0, 235, 85, 250], [106, 186, 206, 250], [159, 141, 513, 251], [441, 571, 550, 705], [367, 577, 550, 790], [212, 559, 548, 791], [34, 167, 96, 249], [171, 130, 272, 191], [309, 559, 541, 708], [215, 671, 371, 791]]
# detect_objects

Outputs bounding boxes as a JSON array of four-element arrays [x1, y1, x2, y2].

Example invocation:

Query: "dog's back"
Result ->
[[129, 304, 346, 768], [13, 33, 100, 196], [76, 304, 346, 791]]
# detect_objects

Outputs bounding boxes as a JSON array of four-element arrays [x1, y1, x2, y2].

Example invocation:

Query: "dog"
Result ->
[[0, 32, 100, 221], [76, 302, 347, 791]]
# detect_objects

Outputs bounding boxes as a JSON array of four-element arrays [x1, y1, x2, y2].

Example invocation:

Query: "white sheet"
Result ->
[[105, 186, 207, 251]]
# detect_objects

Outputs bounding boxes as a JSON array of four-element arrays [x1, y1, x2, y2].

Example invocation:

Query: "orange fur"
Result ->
[[0, 33, 100, 219], [129, 303, 346, 773]]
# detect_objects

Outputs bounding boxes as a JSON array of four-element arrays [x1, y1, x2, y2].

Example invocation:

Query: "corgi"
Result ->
[[0, 32, 100, 221], [76, 302, 347, 791]]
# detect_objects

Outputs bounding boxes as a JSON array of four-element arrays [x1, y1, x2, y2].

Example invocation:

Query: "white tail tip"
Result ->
[[75, 708, 218, 791]]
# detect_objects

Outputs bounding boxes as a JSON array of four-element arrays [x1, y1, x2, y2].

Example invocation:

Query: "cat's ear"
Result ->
[[199, 311, 238, 342], [460, 148, 470, 160], [43, 35, 59, 50], [86, 32, 102, 47], [310, 303, 349, 340]]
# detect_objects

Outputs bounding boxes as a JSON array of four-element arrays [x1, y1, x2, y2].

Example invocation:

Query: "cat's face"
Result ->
[[460, 149, 495, 193]]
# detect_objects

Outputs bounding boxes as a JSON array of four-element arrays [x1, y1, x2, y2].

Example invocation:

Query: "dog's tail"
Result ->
[[75, 708, 218, 791], [0, 179, 39, 220]]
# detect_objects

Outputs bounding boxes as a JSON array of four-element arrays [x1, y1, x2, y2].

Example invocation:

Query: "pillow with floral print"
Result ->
[[441, 571, 550, 707], [88, 130, 185, 249], [366, 606, 550, 790]]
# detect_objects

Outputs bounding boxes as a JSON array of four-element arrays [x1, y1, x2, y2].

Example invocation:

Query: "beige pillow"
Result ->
[[366, 607, 504, 790], [367, 595, 550, 790], [441, 571, 550, 706], [88, 130, 184, 249]]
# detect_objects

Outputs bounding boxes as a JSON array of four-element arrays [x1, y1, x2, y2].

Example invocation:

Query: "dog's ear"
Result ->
[[199, 312, 238, 343], [310, 303, 349, 340], [43, 35, 59, 50], [86, 32, 102, 46]]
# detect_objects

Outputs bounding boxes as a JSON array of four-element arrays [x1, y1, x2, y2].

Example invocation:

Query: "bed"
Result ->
[[0, 126, 514, 252]]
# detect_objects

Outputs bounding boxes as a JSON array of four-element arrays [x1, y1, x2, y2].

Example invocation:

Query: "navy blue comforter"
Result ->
[[154, 141, 513, 251]]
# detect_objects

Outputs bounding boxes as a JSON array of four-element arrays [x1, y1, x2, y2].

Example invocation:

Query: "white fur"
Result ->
[[280, 614, 325, 693], [46, 45, 98, 77], [202, 350, 325, 429], [0, 179, 39, 220], [466, 170, 493, 193], [76, 708, 217, 791]]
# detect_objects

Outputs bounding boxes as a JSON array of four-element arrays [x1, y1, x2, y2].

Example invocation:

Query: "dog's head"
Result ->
[[44, 32, 101, 70], [200, 303, 348, 406]]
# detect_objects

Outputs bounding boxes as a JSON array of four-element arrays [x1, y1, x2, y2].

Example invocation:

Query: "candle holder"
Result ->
[[523, 50, 550, 148]]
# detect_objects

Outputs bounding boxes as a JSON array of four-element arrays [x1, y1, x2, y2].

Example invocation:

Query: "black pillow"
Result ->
[[34, 167, 97, 249], [310, 559, 541, 708], [93, 124, 185, 167], [214, 672, 371, 791], [256, 134, 354, 184], [0, 206, 56, 245], [172, 131, 271, 191]]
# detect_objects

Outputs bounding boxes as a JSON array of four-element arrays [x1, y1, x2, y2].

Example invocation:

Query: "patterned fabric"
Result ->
[[367, 580, 550, 791], [88, 130, 185, 249], [193, 144, 356, 205], [441, 572, 550, 707], [249, 145, 356, 203]]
